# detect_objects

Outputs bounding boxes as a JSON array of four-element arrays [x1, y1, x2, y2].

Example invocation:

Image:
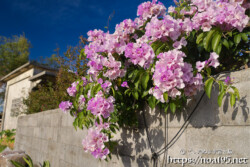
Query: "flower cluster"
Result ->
[[125, 42, 155, 69], [59, 101, 72, 113], [102, 54, 126, 80], [67, 82, 78, 97], [190, 0, 249, 32], [87, 91, 115, 119], [151, 50, 204, 100], [82, 128, 109, 160], [196, 52, 220, 72], [145, 15, 182, 42], [59, 0, 247, 160], [137, 0, 166, 20]]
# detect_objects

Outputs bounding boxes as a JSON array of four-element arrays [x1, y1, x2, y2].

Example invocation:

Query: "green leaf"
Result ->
[[234, 34, 241, 45], [196, 33, 204, 44], [230, 92, 236, 107], [141, 72, 150, 90], [170, 102, 176, 114], [43, 161, 50, 167], [131, 70, 139, 82], [132, 91, 139, 100], [231, 86, 240, 99], [128, 70, 135, 79], [151, 41, 163, 53], [134, 79, 140, 89], [218, 91, 225, 107], [222, 39, 229, 49], [218, 81, 225, 93], [96, 117, 100, 124], [23, 156, 33, 167], [212, 33, 221, 52], [148, 96, 156, 109], [206, 68, 211, 76], [205, 78, 214, 99], [164, 104, 169, 113], [204, 29, 216, 51], [10, 160, 25, 167], [110, 126, 116, 133], [141, 90, 149, 98], [216, 43, 222, 55], [156, 43, 166, 55], [241, 33, 248, 42], [91, 84, 100, 97], [111, 87, 116, 98], [124, 89, 131, 95], [163, 92, 168, 102], [229, 40, 234, 48], [228, 31, 232, 37]]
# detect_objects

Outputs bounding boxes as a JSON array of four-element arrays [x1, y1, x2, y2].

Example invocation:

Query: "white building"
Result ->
[[0, 62, 57, 130]]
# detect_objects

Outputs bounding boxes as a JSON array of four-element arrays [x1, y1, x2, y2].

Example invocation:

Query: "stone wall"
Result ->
[[14, 69, 250, 167]]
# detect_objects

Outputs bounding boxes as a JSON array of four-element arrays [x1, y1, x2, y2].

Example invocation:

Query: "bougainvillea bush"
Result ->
[[59, 0, 249, 160]]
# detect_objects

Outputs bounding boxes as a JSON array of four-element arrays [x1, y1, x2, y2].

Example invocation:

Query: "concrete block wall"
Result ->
[[14, 69, 250, 167]]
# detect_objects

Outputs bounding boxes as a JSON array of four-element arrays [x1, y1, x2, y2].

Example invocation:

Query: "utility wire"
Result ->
[[144, 73, 224, 167], [142, 91, 206, 167]]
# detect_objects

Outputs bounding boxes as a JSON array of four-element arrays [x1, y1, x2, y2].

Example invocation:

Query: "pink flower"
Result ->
[[173, 37, 187, 49], [82, 77, 88, 86], [78, 95, 86, 110], [201, 22, 212, 32], [196, 52, 220, 72], [87, 91, 115, 118], [95, 119, 110, 130], [67, 82, 78, 97], [196, 61, 206, 72], [121, 81, 129, 88], [102, 54, 126, 80], [82, 128, 110, 160], [59, 101, 72, 113], [168, 6, 176, 13], [224, 76, 233, 85], [101, 81, 112, 93], [137, 0, 166, 20], [208, 52, 220, 68], [98, 78, 103, 84], [145, 15, 182, 42], [153, 50, 186, 98], [125, 42, 155, 69], [149, 87, 165, 103], [191, 1, 249, 32], [184, 73, 203, 97]]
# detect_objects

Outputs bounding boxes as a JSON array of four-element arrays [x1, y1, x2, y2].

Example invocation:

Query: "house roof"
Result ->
[[29, 71, 57, 81], [0, 61, 58, 83]]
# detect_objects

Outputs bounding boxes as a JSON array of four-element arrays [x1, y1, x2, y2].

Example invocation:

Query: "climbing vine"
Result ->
[[59, 0, 249, 160]]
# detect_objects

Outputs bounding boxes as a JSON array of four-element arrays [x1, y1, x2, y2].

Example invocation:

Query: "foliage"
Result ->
[[23, 40, 88, 114], [59, 0, 249, 160], [0, 145, 7, 152], [0, 129, 16, 142], [0, 129, 16, 150], [0, 34, 31, 112], [0, 34, 30, 77], [10, 154, 50, 167]]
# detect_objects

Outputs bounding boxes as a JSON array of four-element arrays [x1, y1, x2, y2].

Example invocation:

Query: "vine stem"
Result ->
[[203, 69, 234, 93], [202, 70, 219, 84]]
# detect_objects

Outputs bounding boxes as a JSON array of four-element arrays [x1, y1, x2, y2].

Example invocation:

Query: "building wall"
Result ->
[[2, 69, 34, 130], [14, 69, 250, 167]]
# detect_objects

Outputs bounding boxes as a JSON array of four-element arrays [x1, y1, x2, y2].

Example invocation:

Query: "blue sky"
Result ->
[[0, 0, 175, 61]]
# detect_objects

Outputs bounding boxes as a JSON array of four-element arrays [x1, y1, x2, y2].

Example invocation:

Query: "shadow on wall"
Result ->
[[232, 95, 249, 122], [114, 72, 249, 167]]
